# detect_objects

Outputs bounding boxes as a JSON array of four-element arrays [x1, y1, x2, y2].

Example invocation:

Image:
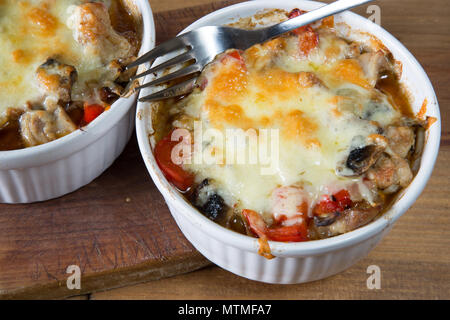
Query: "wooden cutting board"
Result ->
[[0, 0, 242, 300]]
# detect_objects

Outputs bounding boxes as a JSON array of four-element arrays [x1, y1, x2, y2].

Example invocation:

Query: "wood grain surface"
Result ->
[[91, 0, 450, 300], [1, 0, 449, 300], [0, 133, 210, 299], [0, 0, 248, 301]]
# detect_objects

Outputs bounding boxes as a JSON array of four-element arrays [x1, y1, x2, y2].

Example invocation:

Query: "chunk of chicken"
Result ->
[[366, 153, 413, 192], [67, 2, 133, 64], [358, 51, 391, 87], [385, 126, 415, 158], [313, 201, 381, 238], [20, 107, 77, 147], [345, 42, 362, 59], [36, 58, 77, 102]]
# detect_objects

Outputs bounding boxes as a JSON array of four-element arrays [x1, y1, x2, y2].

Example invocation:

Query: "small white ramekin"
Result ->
[[0, 1, 155, 203], [136, 0, 441, 283]]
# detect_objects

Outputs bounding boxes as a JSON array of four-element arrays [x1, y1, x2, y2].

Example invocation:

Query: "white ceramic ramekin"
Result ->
[[0, 1, 155, 203], [136, 0, 441, 283]]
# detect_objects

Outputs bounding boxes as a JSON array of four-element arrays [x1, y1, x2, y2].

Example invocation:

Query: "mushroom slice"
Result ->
[[337, 144, 385, 177], [314, 211, 340, 227]]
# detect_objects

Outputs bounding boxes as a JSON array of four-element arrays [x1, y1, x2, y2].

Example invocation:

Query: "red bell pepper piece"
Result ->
[[154, 129, 194, 191], [313, 189, 353, 215], [333, 189, 353, 209], [242, 209, 309, 242], [288, 8, 319, 56], [83, 103, 104, 124]]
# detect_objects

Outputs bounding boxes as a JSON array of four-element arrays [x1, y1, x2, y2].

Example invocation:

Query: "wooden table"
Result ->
[[7, 0, 450, 300], [87, 0, 450, 300]]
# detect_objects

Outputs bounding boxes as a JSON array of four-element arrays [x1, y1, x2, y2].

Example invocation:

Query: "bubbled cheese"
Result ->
[[176, 28, 401, 218], [0, 0, 117, 124]]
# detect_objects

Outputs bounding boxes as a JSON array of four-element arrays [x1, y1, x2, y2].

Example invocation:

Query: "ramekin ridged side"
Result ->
[[169, 200, 391, 283], [0, 1, 155, 203], [136, 0, 440, 283], [0, 107, 134, 203]]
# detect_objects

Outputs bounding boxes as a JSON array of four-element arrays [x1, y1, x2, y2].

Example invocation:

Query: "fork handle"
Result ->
[[264, 0, 374, 39]]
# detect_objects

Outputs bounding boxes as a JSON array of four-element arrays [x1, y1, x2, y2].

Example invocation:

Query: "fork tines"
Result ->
[[126, 33, 201, 102]]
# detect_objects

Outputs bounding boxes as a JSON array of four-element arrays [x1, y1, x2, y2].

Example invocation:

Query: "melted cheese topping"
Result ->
[[173, 29, 401, 219], [0, 0, 119, 124]]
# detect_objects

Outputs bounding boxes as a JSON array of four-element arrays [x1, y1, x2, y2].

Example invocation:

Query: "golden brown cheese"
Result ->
[[0, 0, 134, 126], [175, 29, 403, 218]]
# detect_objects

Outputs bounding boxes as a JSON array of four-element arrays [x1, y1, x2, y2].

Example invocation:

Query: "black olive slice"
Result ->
[[201, 193, 225, 221]]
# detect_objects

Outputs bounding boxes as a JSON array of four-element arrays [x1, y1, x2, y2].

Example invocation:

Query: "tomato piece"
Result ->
[[287, 8, 319, 56], [242, 209, 309, 242], [154, 129, 194, 191], [313, 189, 353, 216], [83, 103, 104, 124], [265, 223, 308, 242], [288, 8, 310, 35]]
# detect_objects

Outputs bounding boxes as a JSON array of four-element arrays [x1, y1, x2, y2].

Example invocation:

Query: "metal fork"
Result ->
[[129, 0, 373, 102]]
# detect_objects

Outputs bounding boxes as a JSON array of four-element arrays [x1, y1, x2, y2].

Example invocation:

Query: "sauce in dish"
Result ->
[[151, 9, 433, 244], [0, 0, 141, 151]]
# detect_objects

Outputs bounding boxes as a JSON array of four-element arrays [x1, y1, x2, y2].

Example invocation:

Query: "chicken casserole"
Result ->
[[0, 0, 141, 151], [151, 9, 435, 244]]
